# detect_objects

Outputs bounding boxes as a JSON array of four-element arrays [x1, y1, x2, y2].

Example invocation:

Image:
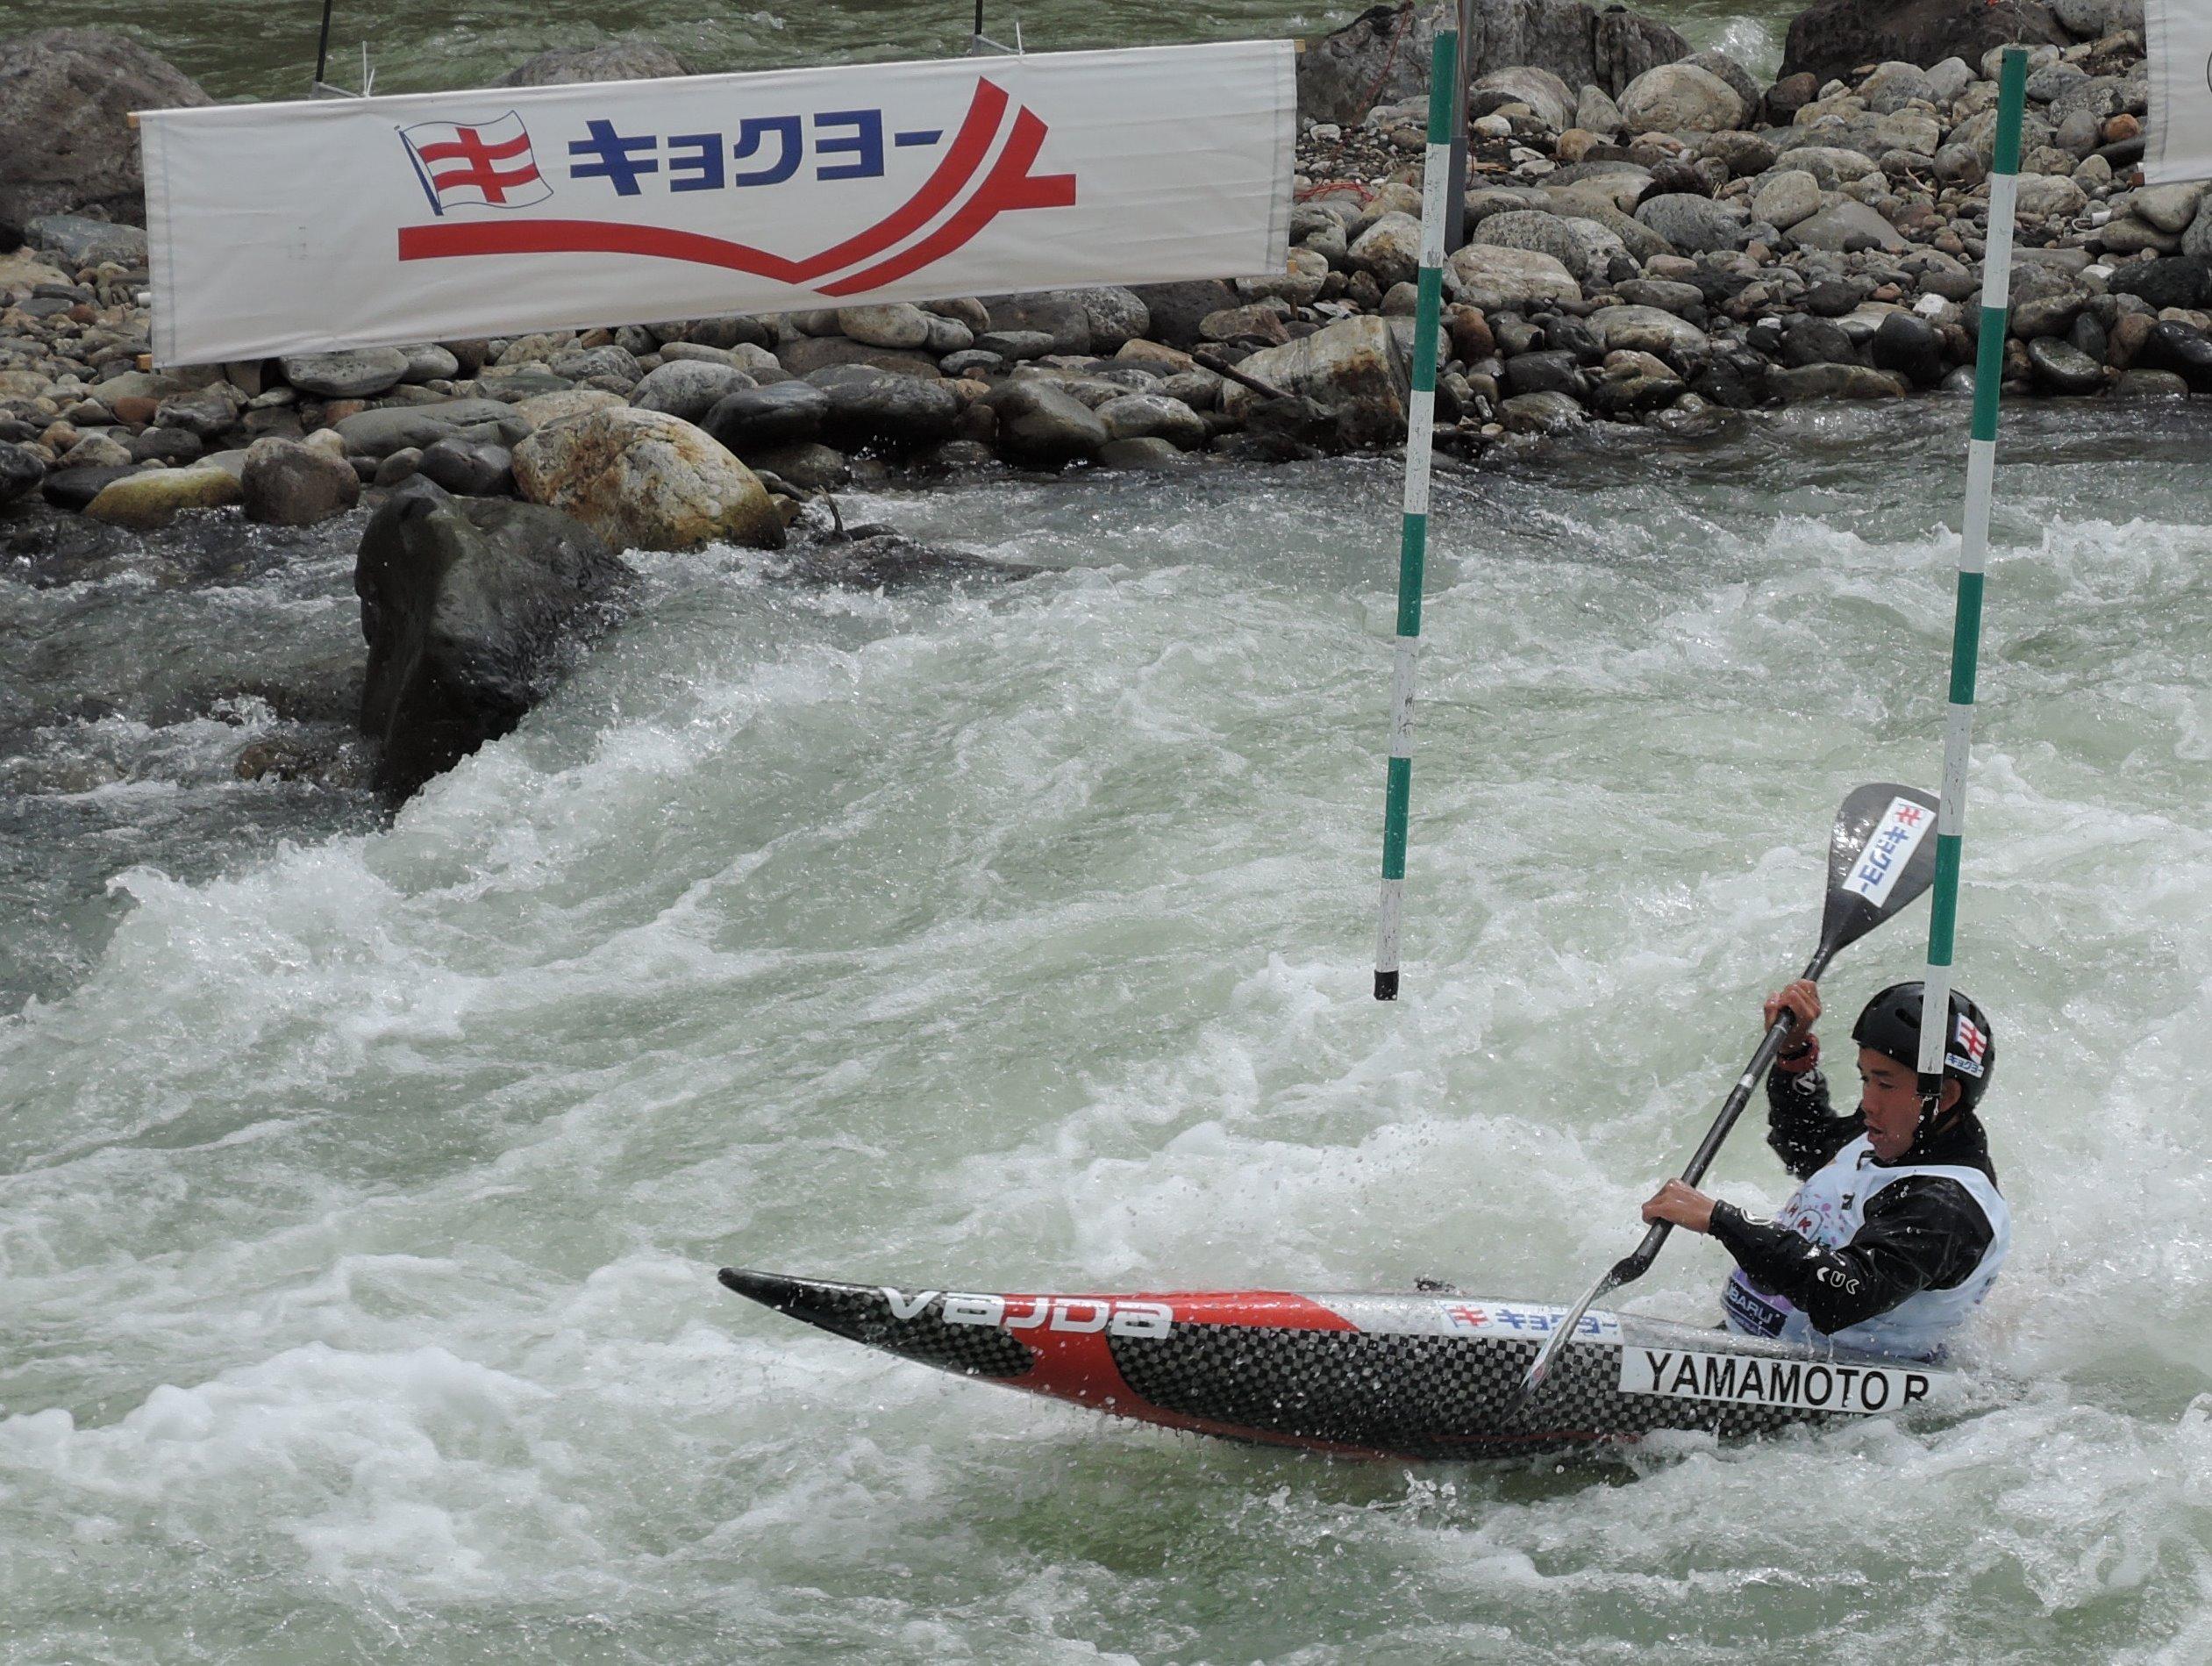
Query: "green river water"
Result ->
[[4, 397, 2209, 1661], [0, 0, 1790, 104]]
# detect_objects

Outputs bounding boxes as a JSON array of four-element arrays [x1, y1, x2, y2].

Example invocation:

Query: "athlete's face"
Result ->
[[1857, 1048, 1959, 1161]]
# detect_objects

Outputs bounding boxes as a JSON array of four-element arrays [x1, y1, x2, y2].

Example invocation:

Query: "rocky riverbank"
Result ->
[[4, 8, 2212, 550]]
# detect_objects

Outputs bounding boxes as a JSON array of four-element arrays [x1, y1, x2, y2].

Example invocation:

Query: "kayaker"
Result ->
[[1639, 980, 2011, 1362]]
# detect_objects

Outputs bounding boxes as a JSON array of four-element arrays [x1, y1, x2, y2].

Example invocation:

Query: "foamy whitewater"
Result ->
[[4, 402, 2208, 1662]]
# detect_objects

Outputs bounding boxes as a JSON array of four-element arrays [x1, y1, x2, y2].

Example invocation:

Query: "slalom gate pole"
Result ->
[[1374, 26, 1458, 1002], [1918, 45, 2026, 1093]]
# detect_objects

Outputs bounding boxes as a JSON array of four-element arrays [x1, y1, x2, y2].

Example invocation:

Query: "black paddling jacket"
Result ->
[[1706, 1060, 1999, 1336]]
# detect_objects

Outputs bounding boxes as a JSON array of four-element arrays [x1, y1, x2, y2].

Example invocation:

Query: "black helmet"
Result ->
[[1852, 982, 1994, 1110]]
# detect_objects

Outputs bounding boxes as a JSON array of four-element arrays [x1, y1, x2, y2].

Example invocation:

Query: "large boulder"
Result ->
[[511, 406, 784, 551], [1218, 314, 1410, 447], [1445, 242, 1584, 311], [1617, 62, 1745, 134], [0, 29, 211, 230], [981, 381, 1110, 465], [1476, 209, 1627, 284], [499, 42, 693, 85], [1128, 281, 1239, 348], [355, 485, 641, 796], [82, 464, 242, 529], [1295, 0, 1688, 125], [805, 364, 961, 451], [701, 381, 831, 454], [1780, 0, 2066, 89]]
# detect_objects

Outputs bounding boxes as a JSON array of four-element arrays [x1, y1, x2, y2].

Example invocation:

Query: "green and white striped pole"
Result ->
[[1919, 45, 2026, 1093], [1374, 26, 1459, 1002]]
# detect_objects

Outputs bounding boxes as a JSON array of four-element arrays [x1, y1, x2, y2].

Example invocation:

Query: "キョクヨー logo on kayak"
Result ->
[[393, 78, 1077, 297]]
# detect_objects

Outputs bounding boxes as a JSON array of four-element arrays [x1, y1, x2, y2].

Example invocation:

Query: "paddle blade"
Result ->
[[1820, 783, 1939, 956]]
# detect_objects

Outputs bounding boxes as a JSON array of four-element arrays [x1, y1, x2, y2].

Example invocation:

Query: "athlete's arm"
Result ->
[[1709, 1177, 1994, 1334], [1759, 980, 1861, 1177]]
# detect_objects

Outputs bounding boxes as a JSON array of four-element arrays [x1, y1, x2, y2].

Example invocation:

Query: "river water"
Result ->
[[4, 397, 2209, 1662], [0, 0, 1789, 104]]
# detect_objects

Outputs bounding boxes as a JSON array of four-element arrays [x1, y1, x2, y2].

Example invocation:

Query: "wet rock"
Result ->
[[1871, 311, 1947, 387], [512, 406, 784, 551], [2137, 319, 2212, 390], [2108, 256, 2208, 311], [1588, 304, 1709, 364], [1504, 350, 1587, 398], [279, 348, 412, 399], [40, 463, 138, 512], [0, 29, 212, 227], [1095, 392, 1209, 449], [1445, 244, 1583, 311], [745, 442, 849, 490], [981, 381, 1109, 465], [356, 484, 640, 796], [240, 435, 360, 525], [628, 359, 754, 423], [786, 526, 1040, 588], [806, 364, 961, 451], [1095, 436, 1188, 471], [1218, 315, 1410, 447], [1499, 389, 1588, 433], [2026, 337, 2103, 392], [702, 381, 831, 454], [1777, 314, 1861, 368], [1766, 362, 1909, 401], [2111, 367, 2189, 397], [84, 463, 243, 528], [61, 434, 134, 468], [418, 435, 515, 497], [0, 441, 43, 504]]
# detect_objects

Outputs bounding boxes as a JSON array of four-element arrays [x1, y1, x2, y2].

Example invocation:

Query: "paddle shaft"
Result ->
[[1520, 939, 1839, 1395]]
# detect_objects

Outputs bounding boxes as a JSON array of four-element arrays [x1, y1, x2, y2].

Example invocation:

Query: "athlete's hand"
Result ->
[[1641, 1180, 1716, 1233], [1763, 978, 1821, 1045]]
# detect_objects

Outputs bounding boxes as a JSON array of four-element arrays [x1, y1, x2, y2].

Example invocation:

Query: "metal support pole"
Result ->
[[1443, 0, 1473, 253], [1918, 46, 2026, 1093]]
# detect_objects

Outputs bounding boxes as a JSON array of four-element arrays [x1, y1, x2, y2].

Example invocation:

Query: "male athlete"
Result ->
[[1640, 980, 2010, 1362]]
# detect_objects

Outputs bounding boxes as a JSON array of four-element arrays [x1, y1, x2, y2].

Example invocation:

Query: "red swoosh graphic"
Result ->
[[397, 77, 1020, 288], [817, 108, 1073, 296]]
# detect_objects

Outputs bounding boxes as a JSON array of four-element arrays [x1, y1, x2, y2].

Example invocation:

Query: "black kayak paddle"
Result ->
[[1516, 782, 1943, 1407]]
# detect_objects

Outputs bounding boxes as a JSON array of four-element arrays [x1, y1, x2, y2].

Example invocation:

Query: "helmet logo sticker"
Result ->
[[1946, 1012, 1988, 1077]]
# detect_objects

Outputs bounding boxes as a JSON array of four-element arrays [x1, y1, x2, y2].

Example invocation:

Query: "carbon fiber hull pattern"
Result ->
[[717, 1268, 1950, 1460]]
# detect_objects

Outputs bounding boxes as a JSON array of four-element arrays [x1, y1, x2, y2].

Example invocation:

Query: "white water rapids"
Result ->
[[4, 403, 2208, 1662]]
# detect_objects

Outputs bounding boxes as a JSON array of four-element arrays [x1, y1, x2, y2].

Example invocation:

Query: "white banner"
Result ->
[[139, 41, 1294, 366], [2146, 0, 2212, 182]]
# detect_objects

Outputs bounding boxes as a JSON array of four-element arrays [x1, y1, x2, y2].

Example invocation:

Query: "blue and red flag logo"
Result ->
[[398, 112, 554, 214]]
